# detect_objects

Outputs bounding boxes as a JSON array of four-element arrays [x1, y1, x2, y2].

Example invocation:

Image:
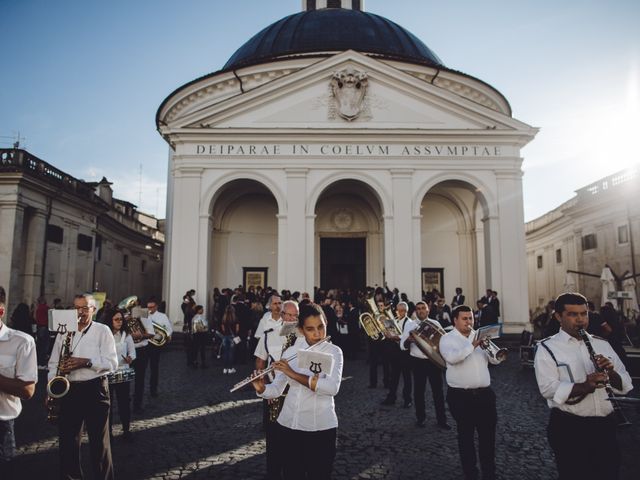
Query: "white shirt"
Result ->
[[48, 321, 118, 382], [258, 339, 343, 432], [440, 328, 498, 388], [149, 310, 173, 337], [254, 315, 284, 362], [400, 317, 440, 359], [113, 331, 136, 368], [254, 312, 279, 338], [133, 316, 155, 349], [0, 323, 37, 420], [534, 329, 633, 417]]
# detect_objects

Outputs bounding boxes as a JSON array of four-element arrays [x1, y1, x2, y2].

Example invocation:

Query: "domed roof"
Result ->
[[223, 8, 444, 71]]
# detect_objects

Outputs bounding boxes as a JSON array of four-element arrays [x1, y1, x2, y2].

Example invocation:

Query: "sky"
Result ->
[[1, 0, 639, 221]]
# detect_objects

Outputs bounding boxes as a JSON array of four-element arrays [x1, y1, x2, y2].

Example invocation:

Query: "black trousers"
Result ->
[[59, 377, 114, 480], [148, 345, 162, 395], [547, 409, 619, 480], [133, 346, 149, 409], [447, 386, 496, 480], [386, 347, 412, 403], [411, 356, 446, 424], [265, 418, 285, 480], [368, 340, 389, 387], [109, 380, 131, 436], [280, 425, 337, 480], [191, 332, 208, 366]]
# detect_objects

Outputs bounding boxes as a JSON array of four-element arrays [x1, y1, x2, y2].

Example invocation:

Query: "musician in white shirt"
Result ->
[[132, 305, 155, 413], [0, 287, 37, 479], [48, 294, 118, 480], [147, 299, 173, 398], [105, 309, 136, 441], [401, 301, 449, 429], [440, 305, 500, 480], [534, 292, 632, 480], [252, 303, 343, 480]]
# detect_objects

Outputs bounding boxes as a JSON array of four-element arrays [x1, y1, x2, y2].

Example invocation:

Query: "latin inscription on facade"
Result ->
[[193, 144, 502, 157]]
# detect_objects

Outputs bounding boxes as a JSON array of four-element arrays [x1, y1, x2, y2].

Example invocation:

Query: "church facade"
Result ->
[[157, 2, 537, 332]]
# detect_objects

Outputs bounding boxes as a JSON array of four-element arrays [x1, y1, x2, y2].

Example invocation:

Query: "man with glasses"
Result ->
[[48, 294, 117, 480]]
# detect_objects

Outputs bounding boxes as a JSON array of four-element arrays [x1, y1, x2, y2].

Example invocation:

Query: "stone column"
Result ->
[[495, 170, 529, 333], [386, 170, 415, 296], [197, 214, 212, 315], [411, 215, 423, 302], [0, 201, 23, 314], [277, 214, 287, 289], [283, 169, 308, 290], [167, 166, 203, 327], [305, 214, 316, 294]]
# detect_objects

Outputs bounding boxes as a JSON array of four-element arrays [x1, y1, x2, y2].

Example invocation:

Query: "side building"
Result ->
[[0, 148, 164, 315], [525, 168, 639, 313]]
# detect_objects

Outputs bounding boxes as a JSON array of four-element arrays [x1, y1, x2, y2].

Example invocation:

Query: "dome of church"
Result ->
[[223, 8, 444, 71]]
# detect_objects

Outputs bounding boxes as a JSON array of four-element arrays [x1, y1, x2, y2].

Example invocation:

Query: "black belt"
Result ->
[[448, 386, 491, 395], [70, 375, 108, 384]]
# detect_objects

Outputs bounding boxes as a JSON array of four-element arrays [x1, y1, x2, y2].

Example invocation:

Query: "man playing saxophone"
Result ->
[[534, 293, 633, 480], [48, 294, 117, 480]]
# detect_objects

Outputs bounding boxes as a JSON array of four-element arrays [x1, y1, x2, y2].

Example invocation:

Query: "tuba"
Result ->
[[359, 298, 402, 341], [46, 328, 75, 423]]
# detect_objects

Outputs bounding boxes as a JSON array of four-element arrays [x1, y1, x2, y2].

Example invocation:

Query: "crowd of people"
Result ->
[[0, 282, 635, 480]]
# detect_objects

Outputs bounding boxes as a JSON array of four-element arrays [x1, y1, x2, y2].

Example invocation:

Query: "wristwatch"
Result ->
[[85, 360, 93, 368]]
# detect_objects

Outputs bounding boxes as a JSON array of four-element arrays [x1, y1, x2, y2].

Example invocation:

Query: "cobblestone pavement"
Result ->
[[14, 345, 640, 479]]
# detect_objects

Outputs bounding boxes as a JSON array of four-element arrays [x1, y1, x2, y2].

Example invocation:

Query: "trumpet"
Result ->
[[473, 329, 508, 363], [230, 336, 331, 393]]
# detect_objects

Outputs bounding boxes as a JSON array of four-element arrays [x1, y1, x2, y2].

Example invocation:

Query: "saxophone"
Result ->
[[46, 331, 74, 423], [268, 332, 298, 423]]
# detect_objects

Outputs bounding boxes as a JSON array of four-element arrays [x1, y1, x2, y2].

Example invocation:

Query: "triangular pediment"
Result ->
[[172, 51, 527, 132]]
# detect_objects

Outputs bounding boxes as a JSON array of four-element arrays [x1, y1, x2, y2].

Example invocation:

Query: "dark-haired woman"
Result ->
[[106, 309, 136, 440], [252, 304, 344, 480]]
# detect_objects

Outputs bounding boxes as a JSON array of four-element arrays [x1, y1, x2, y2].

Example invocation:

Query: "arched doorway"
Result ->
[[314, 179, 384, 290], [420, 180, 489, 305], [208, 179, 279, 290]]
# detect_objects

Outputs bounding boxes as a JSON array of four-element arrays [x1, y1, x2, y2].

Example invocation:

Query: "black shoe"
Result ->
[[437, 422, 452, 431], [416, 420, 426, 428], [403, 401, 413, 408], [381, 398, 395, 406]]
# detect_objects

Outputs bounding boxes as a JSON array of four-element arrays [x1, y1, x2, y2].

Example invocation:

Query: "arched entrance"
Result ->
[[208, 179, 279, 290], [420, 180, 490, 304], [314, 179, 384, 290]]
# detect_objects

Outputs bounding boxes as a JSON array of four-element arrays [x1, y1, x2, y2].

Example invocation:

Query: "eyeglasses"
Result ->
[[283, 312, 298, 318]]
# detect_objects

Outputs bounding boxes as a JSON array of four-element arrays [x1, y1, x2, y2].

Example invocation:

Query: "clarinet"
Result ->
[[578, 329, 631, 427]]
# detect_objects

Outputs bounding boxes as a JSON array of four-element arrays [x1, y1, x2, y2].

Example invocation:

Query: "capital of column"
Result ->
[[390, 169, 414, 178], [285, 168, 309, 178]]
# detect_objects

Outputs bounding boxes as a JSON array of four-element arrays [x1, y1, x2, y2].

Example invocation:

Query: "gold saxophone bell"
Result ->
[[47, 376, 71, 399]]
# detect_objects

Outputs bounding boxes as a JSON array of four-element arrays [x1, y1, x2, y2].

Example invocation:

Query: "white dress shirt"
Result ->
[[254, 312, 278, 338], [400, 318, 442, 359], [149, 310, 173, 337], [254, 316, 284, 362], [534, 329, 633, 417], [258, 339, 343, 432], [440, 328, 498, 388], [113, 331, 136, 368], [133, 316, 155, 349], [0, 323, 37, 420], [48, 321, 118, 382]]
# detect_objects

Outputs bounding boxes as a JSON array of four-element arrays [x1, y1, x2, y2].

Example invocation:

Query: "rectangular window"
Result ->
[[306, 0, 316, 10], [77, 234, 93, 252], [46, 224, 64, 244], [582, 234, 597, 251], [555, 248, 562, 263], [618, 225, 629, 244], [537, 255, 543, 269], [95, 235, 102, 261], [123, 254, 129, 269]]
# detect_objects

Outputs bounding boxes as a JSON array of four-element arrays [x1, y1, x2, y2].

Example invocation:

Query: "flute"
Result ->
[[230, 336, 331, 393]]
